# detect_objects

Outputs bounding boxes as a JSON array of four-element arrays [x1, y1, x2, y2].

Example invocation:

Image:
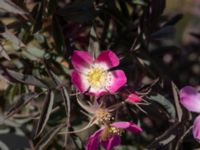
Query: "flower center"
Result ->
[[109, 126, 123, 135], [100, 126, 123, 141], [86, 67, 107, 88], [95, 108, 112, 123]]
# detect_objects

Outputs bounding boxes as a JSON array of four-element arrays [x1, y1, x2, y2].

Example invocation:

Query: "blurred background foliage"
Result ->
[[0, 0, 200, 150]]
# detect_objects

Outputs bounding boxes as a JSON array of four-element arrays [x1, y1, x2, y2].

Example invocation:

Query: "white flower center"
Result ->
[[86, 66, 108, 89]]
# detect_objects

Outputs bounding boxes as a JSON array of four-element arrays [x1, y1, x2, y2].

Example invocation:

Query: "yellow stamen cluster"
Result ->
[[109, 126, 123, 136], [95, 108, 113, 123], [95, 108, 124, 141], [86, 67, 107, 88], [100, 126, 123, 141], [100, 126, 110, 141]]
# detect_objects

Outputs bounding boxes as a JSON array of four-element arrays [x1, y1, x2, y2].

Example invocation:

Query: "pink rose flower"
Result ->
[[180, 86, 200, 140], [71, 50, 127, 96], [86, 121, 142, 150]]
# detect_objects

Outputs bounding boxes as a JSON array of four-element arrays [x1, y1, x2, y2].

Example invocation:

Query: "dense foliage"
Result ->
[[0, 0, 200, 149]]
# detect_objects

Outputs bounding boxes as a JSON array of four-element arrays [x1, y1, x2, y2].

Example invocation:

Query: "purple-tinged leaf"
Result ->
[[5, 69, 47, 88], [171, 82, 183, 122], [34, 90, 54, 138], [48, 70, 71, 146], [163, 14, 183, 26], [6, 92, 39, 118], [147, 122, 180, 149], [151, 26, 175, 39], [149, 94, 176, 119], [88, 27, 100, 57], [175, 125, 193, 150], [52, 15, 66, 55], [32, 2, 44, 33], [70, 132, 84, 150], [35, 124, 65, 150], [57, 1, 96, 23]]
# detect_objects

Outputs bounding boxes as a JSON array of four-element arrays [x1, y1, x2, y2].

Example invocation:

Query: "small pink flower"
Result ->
[[126, 93, 141, 103], [86, 121, 142, 150], [71, 50, 127, 96], [180, 86, 200, 140], [119, 87, 141, 103]]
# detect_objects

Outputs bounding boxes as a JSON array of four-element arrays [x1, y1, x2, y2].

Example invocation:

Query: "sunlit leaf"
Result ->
[[1, 29, 25, 51], [132, 0, 147, 6], [0, 45, 11, 61], [26, 42, 45, 58], [0, 0, 27, 15]]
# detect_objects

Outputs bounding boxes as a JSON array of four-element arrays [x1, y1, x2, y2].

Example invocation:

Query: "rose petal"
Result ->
[[101, 135, 121, 150], [193, 115, 200, 140], [112, 122, 142, 134], [126, 93, 141, 103], [106, 70, 127, 93], [86, 129, 102, 150], [96, 50, 119, 68], [71, 50, 93, 70], [127, 122, 143, 133], [71, 71, 89, 93], [180, 86, 200, 113]]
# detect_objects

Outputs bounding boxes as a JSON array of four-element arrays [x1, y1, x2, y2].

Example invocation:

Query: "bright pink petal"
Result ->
[[193, 115, 200, 140], [127, 122, 143, 133], [126, 93, 141, 103], [118, 87, 141, 103], [96, 50, 119, 68], [106, 70, 127, 93], [71, 71, 89, 93], [86, 129, 102, 150], [71, 50, 93, 70], [180, 86, 200, 113], [101, 135, 121, 150], [112, 122, 142, 134]]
